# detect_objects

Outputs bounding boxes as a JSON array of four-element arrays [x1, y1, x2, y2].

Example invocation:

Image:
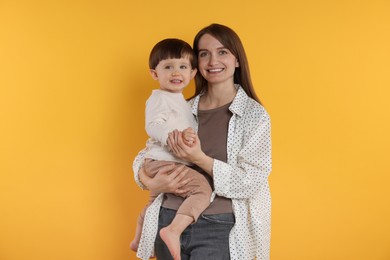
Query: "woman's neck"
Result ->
[[199, 82, 237, 110]]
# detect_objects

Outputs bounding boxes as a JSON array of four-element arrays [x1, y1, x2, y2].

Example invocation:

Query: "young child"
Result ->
[[130, 38, 212, 260]]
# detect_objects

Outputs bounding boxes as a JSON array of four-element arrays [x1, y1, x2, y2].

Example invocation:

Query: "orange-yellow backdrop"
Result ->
[[1, 0, 389, 259]]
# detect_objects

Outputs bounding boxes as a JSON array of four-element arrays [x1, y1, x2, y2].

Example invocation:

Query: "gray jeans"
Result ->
[[155, 207, 235, 260]]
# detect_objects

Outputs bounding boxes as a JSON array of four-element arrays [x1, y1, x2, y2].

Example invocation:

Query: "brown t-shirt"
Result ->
[[162, 102, 233, 214]]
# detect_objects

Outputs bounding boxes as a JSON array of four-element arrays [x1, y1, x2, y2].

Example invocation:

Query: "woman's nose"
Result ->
[[208, 53, 218, 65]]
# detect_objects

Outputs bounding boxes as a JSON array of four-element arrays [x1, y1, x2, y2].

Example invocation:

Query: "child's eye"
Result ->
[[164, 65, 173, 69], [180, 65, 188, 69]]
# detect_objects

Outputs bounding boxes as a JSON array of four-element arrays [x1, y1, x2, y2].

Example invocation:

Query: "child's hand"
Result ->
[[182, 127, 196, 147]]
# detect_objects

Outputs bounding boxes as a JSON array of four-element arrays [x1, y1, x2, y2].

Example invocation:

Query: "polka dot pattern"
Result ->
[[136, 194, 163, 259]]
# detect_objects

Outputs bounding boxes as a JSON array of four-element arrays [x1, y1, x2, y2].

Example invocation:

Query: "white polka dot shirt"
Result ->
[[133, 85, 272, 260]]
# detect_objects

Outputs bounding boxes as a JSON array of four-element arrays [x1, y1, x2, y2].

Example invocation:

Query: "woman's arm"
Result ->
[[139, 163, 192, 195], [132, 149, 192, 194]]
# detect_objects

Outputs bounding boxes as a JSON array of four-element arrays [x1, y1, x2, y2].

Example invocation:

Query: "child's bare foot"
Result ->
[[130, 240, 138, 252], [160, 227, 181, 260]]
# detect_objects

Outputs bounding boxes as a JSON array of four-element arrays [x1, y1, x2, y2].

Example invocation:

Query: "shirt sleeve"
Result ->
[[133, 148, 147, 190], [145, 93, 173, 146], [213, 108, 272, 199]]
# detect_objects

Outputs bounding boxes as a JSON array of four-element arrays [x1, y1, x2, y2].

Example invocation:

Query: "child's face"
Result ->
[[150, 57, 197, 93]]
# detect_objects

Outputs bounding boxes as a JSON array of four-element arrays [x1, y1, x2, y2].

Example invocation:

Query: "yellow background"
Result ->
[[1, 0, 389, 259]]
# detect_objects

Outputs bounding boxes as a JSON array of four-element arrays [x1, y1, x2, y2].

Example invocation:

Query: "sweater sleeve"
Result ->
[[133, 148, 147, 189], [145, 93, 173, 146]]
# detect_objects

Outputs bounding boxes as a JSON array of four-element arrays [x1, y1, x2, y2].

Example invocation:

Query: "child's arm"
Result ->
[[182, 127, 196, 147], [145, 93, 173, 146]]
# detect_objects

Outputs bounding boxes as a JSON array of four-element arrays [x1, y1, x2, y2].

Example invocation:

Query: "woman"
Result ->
[[133, 23, 272, 260]]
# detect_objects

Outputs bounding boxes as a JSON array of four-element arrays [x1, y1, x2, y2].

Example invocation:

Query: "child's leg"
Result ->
[[159, 214, 193, 260], [176, 167, 212, 222], [159, 166, 212, 260]]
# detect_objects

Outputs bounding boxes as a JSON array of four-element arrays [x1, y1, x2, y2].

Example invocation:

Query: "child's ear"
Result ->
[[149, 69, 158, 80], [191, 68, 197, 79]]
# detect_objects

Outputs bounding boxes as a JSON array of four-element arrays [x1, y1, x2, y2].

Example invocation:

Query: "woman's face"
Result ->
[[197, 34, 239, 86]]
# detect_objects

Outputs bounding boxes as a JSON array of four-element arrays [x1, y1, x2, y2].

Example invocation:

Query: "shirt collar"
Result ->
[[229, 84, 249, 117]]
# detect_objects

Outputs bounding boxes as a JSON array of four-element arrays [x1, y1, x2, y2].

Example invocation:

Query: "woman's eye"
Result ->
[[199, 52, 208, 58], [219, 50, 228, 55]]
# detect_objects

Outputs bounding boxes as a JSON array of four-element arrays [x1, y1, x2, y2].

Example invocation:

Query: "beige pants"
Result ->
[[137, 159, 212, 230]]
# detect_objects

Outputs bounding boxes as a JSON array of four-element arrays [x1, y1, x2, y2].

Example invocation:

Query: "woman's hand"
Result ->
[[139, 161, 192, 195], [167, 129, 214, 175], [167, 129, 204, 163]]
